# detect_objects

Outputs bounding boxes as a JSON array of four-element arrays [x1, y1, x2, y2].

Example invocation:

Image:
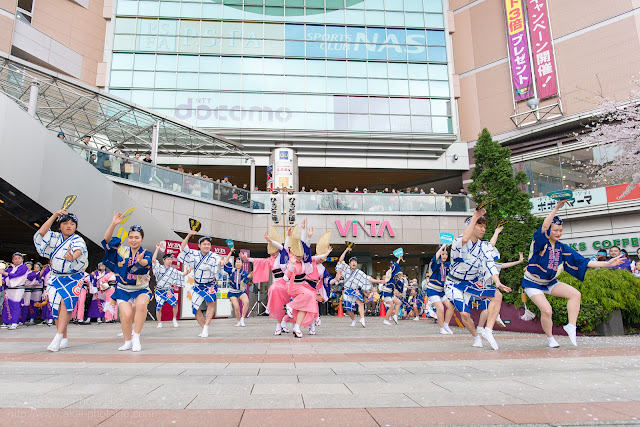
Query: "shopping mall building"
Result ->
[[0, 0, 639, 285]]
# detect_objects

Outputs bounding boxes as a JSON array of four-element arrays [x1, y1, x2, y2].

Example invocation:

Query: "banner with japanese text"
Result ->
[[505, 0, 534, 101], [525, 0, 558, 99]]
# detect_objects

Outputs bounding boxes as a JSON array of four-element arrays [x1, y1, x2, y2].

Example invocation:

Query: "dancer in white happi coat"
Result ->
[[33, 210, 88, 352], [152, 244, 191, 328]]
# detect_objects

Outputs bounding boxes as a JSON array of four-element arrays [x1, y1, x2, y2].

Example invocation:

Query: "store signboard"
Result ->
[[525, 0, 558, 99], [530, 187, 607, 213], [504, 0, 534, 101], [563, 234, 640, 256]]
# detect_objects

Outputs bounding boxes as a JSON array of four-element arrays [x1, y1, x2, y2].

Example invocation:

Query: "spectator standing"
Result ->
[[110, 150, 122, 177], [609, 246, 632, 272], [141, 153, 153, 183], [97, 146, 110, 174]]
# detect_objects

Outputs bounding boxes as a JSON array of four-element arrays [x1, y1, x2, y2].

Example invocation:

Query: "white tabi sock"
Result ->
[[47, 333, 63, 352], [118, 340, 132, 351], [443, 323, 453, 334], [200, 325, 209, 338], [548, 336, 560, 348], [350, 319, 356, 327], [281, 319, 288, 328], [472, 335, 483, 348], [172, 318, 179, 327], [156, 322, 163, 328], [60, 338, 68, 349], [132, 332, 141, 352], [563, 323, 578, 346]]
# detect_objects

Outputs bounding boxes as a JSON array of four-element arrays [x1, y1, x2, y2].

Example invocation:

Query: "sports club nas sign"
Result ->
[[336, 220, 395, 238]]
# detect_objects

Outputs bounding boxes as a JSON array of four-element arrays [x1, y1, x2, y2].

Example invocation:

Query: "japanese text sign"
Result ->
[[526, 0, 558, 99], [505, 0, 534, 101]]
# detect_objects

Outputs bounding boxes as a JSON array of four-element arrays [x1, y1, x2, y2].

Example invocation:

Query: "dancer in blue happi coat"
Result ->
[[521, 200, 623, 348], [103, 212, 153, 352], [220, 248, 251, 327]]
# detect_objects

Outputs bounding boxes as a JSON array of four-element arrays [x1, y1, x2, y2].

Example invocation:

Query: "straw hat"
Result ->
[[315, 231, 331, 256], [267, 225, 281, 255], [289, 225, 304, 257]]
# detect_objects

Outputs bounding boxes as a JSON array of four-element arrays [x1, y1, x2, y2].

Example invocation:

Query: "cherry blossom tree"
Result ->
[[576, 88, 640, 198]]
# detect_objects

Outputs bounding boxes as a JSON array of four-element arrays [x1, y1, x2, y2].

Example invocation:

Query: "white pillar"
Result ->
[[249, 158, 256, 191], [28, 80, 39, 117], [151, 121, 159, 164]]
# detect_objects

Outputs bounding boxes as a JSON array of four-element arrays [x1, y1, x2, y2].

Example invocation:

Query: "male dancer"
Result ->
[[178, 231, 220, 338], [152, 245, 191, 328], [335, 246, 384, 327], [444, 209, 511, 350], [34, 210, 88, 351]]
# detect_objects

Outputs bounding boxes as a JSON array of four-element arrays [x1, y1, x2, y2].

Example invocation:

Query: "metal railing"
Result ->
[[251, 191, 470, 214], [64, 141, 253, 209]]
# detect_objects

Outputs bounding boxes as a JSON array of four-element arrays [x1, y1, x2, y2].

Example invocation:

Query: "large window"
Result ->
[[16, 0, 34, 24], [513, 144, 626, 196], [109, 0, 452, 134]]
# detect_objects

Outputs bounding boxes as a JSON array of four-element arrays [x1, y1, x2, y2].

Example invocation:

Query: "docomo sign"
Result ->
[[336, 220, 395, 238]]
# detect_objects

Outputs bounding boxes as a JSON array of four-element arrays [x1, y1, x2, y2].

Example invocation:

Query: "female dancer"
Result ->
[[1, 253, 29, 330], [242, 226, 292, 335], [282, 226, 317, 338], [39, 263, 54, 325], [178, 230, 220, 338], [220, 248, 250, 327], [27, 263, 44, 324], [102, 213, 152, 351], [427, 243, 455, 334], [33, 210, 88, 351], [381, 257, 404, 326], [522, 200, 623, 347]]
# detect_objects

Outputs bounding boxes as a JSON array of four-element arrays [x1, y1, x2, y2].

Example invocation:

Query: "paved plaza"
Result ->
[[0, 316, 639, 426]]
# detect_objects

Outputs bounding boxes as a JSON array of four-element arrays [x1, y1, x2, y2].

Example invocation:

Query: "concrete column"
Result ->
[[27, 80, 39, 117], [249, 158, 255, 191]]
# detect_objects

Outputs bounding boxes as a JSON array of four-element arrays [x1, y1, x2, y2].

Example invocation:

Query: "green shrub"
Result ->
[[509, 268, 640, 332]]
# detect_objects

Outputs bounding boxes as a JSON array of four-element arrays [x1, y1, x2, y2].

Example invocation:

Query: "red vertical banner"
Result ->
[[525, 0, 558, 99], [504, 0, 534, 101]]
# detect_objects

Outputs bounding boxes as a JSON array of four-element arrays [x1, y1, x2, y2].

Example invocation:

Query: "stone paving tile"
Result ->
[[240, 408, 378, 427], [485, 402, 636, 424], [303, 392, 419, 408], [367, 406, 515, 426], [505, 389, 630, 404], [122, 375, 216, 385], [344, 381, 449, 395], [51, 383, 160, 396], [377, 373, 468, 384], [100, 409, 244, 427], [257, 367, 334, 376], [0, 393, 91, 408], [406, 391, 530, 407], [187, 394, 304, 409], [146, 383, 253, 396], [593, 401, 640, 418], [68, 393, 198, 410], [179, 366, 259, 376], [0, 381, 69, 394], [297, 374, 383, 384], [34, 375, 135, 384], [0, 408, 118, 426], [211, 375, 299, 384], [251, 383, 352, 395], [0, 374, 56, 383]]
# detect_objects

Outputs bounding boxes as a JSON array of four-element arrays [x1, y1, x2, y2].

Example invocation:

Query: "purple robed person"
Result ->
[[2, 264, 29, 327]]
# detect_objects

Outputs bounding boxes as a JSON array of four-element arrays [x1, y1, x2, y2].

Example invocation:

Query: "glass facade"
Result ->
[[513, 144, 625, 197], [108, 0, 453, 134]]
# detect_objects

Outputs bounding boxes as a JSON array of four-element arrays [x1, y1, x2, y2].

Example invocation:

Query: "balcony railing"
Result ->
[[64, 140, 471, 215], [64, 141, 253, 209], [251, 192, 470, 214]]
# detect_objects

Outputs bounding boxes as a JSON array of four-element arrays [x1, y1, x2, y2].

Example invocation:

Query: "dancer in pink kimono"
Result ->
[[241, 225, 292, 336]]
